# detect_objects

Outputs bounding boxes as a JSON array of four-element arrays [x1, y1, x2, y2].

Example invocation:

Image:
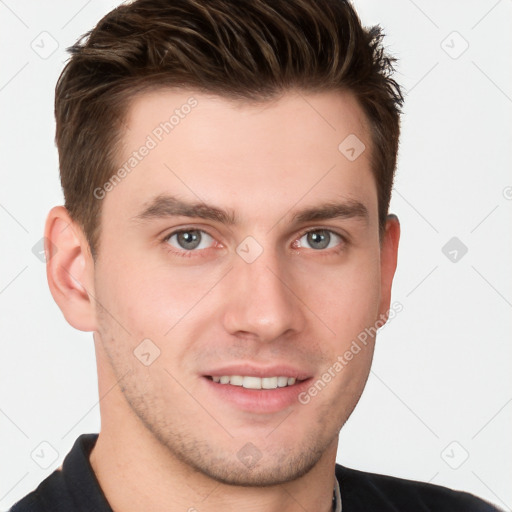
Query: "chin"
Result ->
[[161, 428, 331, 487], [194, 450, 323, 487]]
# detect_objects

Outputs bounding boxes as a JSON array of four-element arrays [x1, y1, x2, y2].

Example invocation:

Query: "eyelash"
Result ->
[[161, 227, 348, 259]]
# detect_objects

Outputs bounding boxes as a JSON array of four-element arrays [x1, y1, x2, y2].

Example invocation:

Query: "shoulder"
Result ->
[[8, 469, 67, 512], [8, 434, 102, 512], [335, 464, 502, 511]]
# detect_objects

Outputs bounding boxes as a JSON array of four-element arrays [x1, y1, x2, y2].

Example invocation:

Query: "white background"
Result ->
[[1, 1, 511, 510]]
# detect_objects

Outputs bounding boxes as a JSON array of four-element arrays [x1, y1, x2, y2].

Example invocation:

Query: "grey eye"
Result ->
[[299, 230, 342, 250], [167, 230, 214, 251]]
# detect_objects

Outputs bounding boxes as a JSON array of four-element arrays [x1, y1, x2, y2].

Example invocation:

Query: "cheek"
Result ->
[[308, 261, 381, 412], [302, 250, 382, 338], [95, 252, 227, 346]]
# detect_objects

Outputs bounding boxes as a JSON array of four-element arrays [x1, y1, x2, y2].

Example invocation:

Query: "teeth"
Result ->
[[262, 377, 277, 389], [277, 376, 288, 387], [243, 376, 262, 389], [211, 375, 299, 389], [230, 375, 244, 386]]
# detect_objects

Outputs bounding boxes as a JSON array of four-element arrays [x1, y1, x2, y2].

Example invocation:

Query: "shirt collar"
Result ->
[[333, 475, 342, 511]]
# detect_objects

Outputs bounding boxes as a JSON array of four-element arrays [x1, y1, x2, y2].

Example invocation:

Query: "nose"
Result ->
[[221, 245, 306, 343]]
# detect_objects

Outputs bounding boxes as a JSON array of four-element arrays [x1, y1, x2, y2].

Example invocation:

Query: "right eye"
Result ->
[[164, 229, 216, 254]]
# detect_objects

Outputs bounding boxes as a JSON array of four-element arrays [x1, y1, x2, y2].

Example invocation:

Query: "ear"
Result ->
[[378, 214, 400, 320], [44, 206, 98, 331]]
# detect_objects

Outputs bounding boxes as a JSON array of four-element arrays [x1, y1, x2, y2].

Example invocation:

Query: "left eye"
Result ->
[[165, 229, 215, 251], [297, 229, 343, 250]]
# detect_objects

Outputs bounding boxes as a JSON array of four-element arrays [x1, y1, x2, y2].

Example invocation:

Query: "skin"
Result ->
[[45, 88, 400, 512]]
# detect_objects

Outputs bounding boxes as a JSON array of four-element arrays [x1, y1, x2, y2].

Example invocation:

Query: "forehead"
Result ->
[[104, 88, 377, 229]]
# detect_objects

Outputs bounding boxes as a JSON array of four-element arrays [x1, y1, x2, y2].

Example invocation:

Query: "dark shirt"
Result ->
[[8, 433, 501, 511]]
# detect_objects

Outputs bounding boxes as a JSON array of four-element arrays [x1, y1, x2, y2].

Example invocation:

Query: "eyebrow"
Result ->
[[292, 200, 368, 225], [131, 194, 369, 226], [132, 195, 236, 224]]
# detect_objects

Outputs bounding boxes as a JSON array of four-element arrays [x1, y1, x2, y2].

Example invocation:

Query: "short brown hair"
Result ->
[[55, 0, 403, 257]]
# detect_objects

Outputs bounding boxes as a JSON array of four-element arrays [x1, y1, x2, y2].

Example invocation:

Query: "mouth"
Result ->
[[205, 375, 306, 389], [201, 367, 313, 413]]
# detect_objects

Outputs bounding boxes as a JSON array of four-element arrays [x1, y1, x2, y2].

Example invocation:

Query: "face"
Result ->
[[90, 88, 395, 486]]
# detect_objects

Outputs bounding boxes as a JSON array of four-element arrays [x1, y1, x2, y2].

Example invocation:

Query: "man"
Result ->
[[9, 0, 500, 510]]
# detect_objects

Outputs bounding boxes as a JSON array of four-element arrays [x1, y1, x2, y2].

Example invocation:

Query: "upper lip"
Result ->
[[203, 364, 313, 381]]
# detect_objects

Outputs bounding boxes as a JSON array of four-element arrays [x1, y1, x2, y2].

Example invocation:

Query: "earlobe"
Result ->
[[378, 214, 401, 321], [45, 206, 98, 332]]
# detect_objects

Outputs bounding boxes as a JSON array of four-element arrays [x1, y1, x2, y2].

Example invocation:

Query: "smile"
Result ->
[[208, 375, 300, 389]]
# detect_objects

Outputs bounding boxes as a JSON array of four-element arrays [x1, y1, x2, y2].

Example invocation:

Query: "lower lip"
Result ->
[[202, 376, 313, 414]]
